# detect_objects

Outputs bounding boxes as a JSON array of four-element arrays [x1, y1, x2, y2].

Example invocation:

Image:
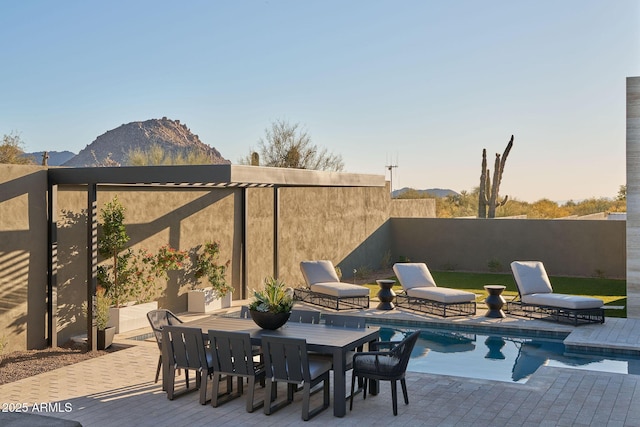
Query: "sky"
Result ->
[[1, 1, 638, 202]]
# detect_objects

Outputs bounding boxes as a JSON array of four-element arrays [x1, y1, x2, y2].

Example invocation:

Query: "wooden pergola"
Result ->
[[46, 164, 384, 350]]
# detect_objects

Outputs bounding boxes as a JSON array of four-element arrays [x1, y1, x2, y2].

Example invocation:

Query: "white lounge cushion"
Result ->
[[406, 287, 476, 304], [393, 263, 437, 290], [510, 261, 553, 296], [310, 282, 370, 298], [522, 293, 604, 310], [300, 260, 340, 285]]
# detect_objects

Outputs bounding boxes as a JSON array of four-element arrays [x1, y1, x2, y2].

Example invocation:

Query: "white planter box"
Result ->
[[188, 289, 231, 313], [107, 301, 158, 334]]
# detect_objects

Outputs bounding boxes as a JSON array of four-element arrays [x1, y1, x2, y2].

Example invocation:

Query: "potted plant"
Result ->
[[248, 276, 294, 330], [188, 242, 232, 313], [83, 288, 115, 350]]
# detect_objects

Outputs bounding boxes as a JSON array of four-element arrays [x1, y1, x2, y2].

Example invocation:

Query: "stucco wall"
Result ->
[[391, 218, 626, 278], [0, 165, 48, 351], [55, 186, 242, 342]]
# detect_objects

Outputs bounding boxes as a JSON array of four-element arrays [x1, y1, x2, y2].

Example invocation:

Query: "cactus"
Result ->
[[478, 135, 514, 218]]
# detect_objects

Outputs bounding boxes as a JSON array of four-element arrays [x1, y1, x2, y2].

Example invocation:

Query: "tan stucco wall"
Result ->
[[391, 218, 626, 278], [0, 165, 48, 351], [55, 186, 242, 342]]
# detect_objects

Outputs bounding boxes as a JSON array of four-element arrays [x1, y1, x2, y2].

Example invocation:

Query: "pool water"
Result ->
[[377, 326, 640, 383]]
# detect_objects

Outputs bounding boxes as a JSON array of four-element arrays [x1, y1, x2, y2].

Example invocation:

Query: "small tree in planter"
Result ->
[[188, 242, 232, 312], [97, 196, 130, 308]]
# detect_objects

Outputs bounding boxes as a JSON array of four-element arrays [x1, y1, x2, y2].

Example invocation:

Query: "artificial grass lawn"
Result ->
[[363, 271, 627, 318]]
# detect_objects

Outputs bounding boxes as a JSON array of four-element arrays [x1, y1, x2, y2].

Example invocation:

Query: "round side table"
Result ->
[[376, 279, 396, 310], [484, 285, 506, 318]]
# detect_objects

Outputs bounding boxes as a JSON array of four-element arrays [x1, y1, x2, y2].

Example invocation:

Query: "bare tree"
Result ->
[[478, 135, 514, 218], [239, 119, 344, 171]]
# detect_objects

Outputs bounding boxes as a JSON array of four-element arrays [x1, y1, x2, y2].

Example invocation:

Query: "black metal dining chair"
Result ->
[[350, 331, 420, 416], [261, 335, 332, 421], [162, 325, 213, 405], [289, 309, 321, 324], [208, 330, 266, 412], [146, 309, 183, 384]]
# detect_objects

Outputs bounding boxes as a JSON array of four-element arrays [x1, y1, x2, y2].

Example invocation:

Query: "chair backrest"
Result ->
[[392, 263, 437, 290], [510, 261, 553, 297], [261, 335, 311, 384], [162, 325, 209, 371], [300, 260, 340, 286], [393, 331, 420, 374], [289, 309, 321, 324], [208, 330, 257, 376], [239, 305, 251, 319], [323, 314, 366, 328], [147, 309, 183, 348]]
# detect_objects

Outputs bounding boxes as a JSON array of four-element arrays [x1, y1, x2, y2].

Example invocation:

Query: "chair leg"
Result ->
[[155, 355, 162, 383], [199, 371, 209, 405], [391, 380, 398, 416], [401, 378, 409, 405], [350, 374, 356, 411], [166, 366, 177, 400]]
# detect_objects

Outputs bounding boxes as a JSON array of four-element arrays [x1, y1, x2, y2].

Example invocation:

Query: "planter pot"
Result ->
[[188, 289, 231, 313], [249, 310, 291, 330], [107, 301, 158, 334], [97, 326, 116, 350]]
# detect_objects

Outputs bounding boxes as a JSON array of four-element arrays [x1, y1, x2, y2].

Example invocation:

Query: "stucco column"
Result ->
[[627, 76, 640, 318]]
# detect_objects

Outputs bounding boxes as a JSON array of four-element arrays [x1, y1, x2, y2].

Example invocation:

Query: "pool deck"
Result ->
[[2, 303, 640, 427]]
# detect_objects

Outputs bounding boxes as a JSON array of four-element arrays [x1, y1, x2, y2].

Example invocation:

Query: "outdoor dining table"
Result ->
[[162, 316, 380, 417]]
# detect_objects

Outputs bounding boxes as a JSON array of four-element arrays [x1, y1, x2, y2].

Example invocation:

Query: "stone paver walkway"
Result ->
[[3, 309, 640, 426]]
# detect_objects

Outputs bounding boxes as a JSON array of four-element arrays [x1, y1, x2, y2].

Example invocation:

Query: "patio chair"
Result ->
[[350, 331, 420, 416], [162, 325, 213, 405], [147, 309, 183, 384], [289, 308, 321, 324], [208, 330, 266, 412], [294, 260, 370, 310], [261, 335, 332, 421], [323, 313, 367, 329], [393, 263, 477, 317], [507, 261, 605, 325]]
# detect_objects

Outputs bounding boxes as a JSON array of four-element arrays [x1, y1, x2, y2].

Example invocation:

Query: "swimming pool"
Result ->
[[375, 325, 640, 383]]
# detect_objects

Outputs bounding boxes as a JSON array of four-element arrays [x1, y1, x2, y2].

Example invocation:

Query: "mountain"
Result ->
[[392, 187, 459, 198], [25, 151, 76, 166], [62, 117, 230, 167]]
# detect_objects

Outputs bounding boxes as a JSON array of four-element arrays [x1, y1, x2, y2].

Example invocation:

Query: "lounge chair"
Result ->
[[294, 260, 370, 310], [507, 261, 605, 325], [393, 263, 476, 317]]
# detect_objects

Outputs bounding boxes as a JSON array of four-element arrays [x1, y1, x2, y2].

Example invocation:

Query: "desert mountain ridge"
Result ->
[[61, 117, 229, 167], [392, 187, 459, 198]]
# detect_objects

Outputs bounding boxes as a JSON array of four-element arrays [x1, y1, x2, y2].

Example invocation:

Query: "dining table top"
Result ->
[[181, 316, 379, 349]]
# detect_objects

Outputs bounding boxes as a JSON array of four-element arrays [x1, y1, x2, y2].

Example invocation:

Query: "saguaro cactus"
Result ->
[[478, 135, 514, 218]]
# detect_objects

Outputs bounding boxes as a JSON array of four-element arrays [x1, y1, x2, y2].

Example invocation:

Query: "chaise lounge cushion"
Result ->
[[393, 262, 475, 302], [301, 260, 370, 298], [511, 261, 603, 309], [406, 287, 476, 304], [522, 293, 603, 310], [510, 261, 553, 295], [310, 282, 370, 298], [392, 263, 437, 289]]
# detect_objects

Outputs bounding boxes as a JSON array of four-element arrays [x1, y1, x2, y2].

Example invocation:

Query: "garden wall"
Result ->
[[390, 218, 626, 278]]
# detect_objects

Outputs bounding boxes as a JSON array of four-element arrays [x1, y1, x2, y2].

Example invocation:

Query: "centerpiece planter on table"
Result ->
[[248, 276, 294, 330]]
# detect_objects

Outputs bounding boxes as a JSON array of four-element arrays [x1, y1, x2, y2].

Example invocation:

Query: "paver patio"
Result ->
[[2, 304, 640, 427]]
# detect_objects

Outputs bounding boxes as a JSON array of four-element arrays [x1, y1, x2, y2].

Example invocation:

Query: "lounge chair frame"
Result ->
[[505, 298, 604, 326], [395, 291, 476, 317], [293, 287, 369, 311]]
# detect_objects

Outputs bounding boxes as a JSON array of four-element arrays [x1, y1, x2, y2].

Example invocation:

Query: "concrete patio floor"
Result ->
[[2, 303, 640, 427]]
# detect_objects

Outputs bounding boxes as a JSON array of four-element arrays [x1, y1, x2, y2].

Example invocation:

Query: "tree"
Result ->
[[239, 119, 344, 171], [617, 185, 626, 201], [0, 132, 35, 164], [478, 135, 514, 218]]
